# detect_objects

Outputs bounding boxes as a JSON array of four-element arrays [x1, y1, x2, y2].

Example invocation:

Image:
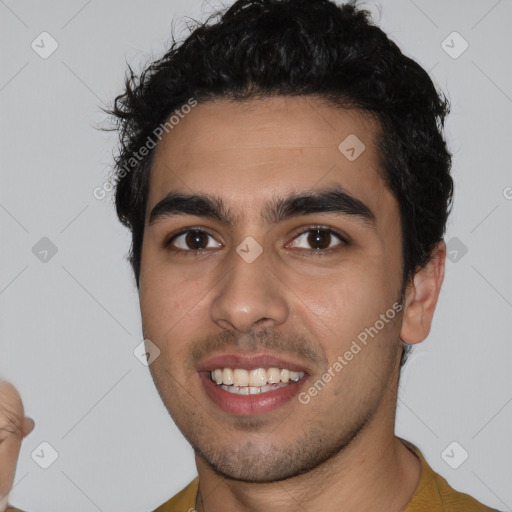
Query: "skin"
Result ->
[[0, 381, 35, 512], [139, 96, 446, 512]]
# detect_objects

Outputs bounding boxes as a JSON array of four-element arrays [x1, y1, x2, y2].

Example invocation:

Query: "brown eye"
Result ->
[[307, 229, 331, 249], [289, 228, 345, 251], [184, 231, 208, 250], [167, 229, 221, 251]]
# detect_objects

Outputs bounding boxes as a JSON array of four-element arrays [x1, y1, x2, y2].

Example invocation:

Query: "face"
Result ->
[[139, 96, 405, 482]]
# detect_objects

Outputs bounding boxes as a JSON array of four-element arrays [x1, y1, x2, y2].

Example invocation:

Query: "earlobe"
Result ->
[[400, 241, 446, 345]]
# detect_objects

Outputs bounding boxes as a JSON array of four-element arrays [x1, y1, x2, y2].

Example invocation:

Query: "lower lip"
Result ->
[[199, 372, 306, 416]]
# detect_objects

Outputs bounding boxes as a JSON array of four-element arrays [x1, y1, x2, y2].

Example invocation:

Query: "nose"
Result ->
[[210, 246, 289, 333]]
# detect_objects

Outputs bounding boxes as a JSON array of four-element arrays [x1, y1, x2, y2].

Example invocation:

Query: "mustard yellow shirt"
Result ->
[[5, 440, 499, 512]]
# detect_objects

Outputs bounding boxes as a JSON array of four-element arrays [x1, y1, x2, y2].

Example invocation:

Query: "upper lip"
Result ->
[[196, 353, 310, 374]]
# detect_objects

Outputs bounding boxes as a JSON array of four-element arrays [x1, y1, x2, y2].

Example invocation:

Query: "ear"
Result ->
[[400, 241, 446, 344]]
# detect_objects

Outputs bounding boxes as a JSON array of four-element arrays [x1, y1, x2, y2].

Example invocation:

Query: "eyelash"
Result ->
[[163, 226, 348, 256]]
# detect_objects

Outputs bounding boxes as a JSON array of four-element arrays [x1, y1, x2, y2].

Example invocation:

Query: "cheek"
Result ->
[[297, 256, 388, 311], [288, 256, 399, 357], [140, 258, 208, 333], [139, 256, 222, 379]]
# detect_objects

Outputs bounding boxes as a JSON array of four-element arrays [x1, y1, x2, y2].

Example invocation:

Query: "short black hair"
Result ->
[[109, 0, 453, 366]]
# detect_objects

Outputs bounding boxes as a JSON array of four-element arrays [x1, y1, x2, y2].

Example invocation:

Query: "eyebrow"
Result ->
[[148, 185, 377, 229]]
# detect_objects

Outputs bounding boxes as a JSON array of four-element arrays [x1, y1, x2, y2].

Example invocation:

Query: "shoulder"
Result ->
[[152, 477, 199, 512], [5, 478, 200, 512], [401, 439, 500, 512]]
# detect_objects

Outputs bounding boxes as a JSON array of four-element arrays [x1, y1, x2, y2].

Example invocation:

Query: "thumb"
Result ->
[[22, 417, 35, 438]]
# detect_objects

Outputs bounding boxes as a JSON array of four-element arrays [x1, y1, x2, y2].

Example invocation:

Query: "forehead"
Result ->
[[147, 96, 395, 224]]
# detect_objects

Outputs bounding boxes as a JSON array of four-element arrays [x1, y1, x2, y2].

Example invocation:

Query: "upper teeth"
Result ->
[[210, 368, 305, 387]]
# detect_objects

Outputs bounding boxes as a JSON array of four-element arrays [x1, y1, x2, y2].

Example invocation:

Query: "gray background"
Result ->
[[1, 0, 511, 510]]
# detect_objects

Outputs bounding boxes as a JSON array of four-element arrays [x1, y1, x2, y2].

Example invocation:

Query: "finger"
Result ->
[[0, 381, 28, 507], [0, 420, 23, 507]]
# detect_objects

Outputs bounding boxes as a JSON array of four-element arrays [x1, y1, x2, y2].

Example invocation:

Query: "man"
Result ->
[[1, 0, 501, 510]]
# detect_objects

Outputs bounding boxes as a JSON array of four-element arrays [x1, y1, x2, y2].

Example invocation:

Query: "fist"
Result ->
[[0, 381, 35, 512]]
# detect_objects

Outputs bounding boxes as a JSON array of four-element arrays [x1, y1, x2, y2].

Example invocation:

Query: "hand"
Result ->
[[0, 381, 35, 512]]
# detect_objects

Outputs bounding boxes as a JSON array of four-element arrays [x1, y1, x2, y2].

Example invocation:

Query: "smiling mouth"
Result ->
[[209, 367, 306, 395]]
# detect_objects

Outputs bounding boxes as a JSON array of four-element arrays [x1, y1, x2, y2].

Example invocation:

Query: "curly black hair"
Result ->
[[109, 0, 453, 365]]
